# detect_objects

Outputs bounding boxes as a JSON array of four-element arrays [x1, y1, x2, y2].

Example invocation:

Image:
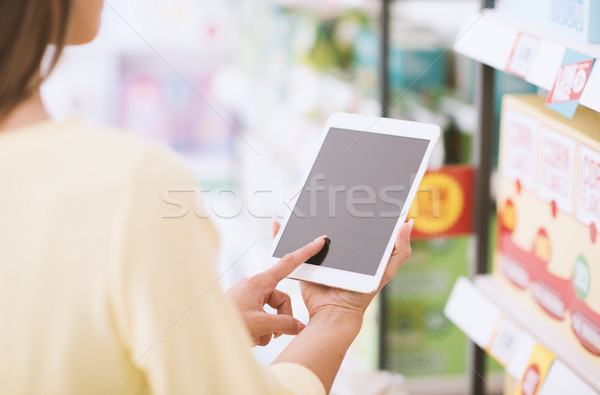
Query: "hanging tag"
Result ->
[[545, 49, 595, 119]]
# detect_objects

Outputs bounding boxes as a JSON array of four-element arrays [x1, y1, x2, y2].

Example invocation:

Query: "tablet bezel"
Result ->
[[268, 112, 440, 294]]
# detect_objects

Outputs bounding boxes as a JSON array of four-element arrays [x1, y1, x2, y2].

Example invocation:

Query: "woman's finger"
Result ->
[[267, 289, 293, 316], [246, 311, 305, 338], [267, 289, 293, 339], [256, 333, 273, 347], [263, 235, 327, 285], [272, 220, 281, 239]]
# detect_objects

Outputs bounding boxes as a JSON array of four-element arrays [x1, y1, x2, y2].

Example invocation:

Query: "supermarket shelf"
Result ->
[[445, 276, 600, 393], [405, 374, 504, 395], [453, 10, 600, 113], [266, 0, 376, 17]]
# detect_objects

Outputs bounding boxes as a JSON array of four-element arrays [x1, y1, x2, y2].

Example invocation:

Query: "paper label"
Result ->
[[571, 311, 600, 356], [531, 280, 567, 320], [501, 109, 539, 190], [506, 33, 540, 79], [537, 126, 576, 213], [488, 317, 522, 366], [501, 253, 530, 289]]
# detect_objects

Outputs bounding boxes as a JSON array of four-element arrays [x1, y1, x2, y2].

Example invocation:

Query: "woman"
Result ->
[[0, 1, 413, 394]]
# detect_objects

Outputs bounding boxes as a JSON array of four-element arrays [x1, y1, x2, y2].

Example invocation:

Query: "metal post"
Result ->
[[380, 0, 390, 117], [469, 63, 495, 395], [469, 0, 496, 393], [378, 0, 391, 370]]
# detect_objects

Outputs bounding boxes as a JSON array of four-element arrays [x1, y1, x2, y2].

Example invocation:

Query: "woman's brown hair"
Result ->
[[0, 0, 72, 120]]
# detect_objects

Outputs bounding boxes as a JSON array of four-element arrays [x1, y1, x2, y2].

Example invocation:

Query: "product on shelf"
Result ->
[[388, 21, 446, 96], [496, 94, 600, 363], [408, 166, 474, 239], [385, 238, 470, 378], [385, 237, 503, 389], [497, 0, 600, 44], [119, 54, 237, 186]]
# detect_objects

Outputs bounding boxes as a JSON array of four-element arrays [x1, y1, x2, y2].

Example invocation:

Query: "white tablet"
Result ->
[[269, 113, 440, 293]]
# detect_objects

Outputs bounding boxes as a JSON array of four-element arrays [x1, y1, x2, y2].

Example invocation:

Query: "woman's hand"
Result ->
[[226, 235, 327, 347], [271, 220, 413, 322], [270, 220, 413, 392]]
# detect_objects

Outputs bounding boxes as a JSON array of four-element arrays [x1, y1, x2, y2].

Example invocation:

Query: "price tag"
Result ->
[[487, 317, 522, 366], [546, 49, 595, 119], [506, 33, 540, 79]]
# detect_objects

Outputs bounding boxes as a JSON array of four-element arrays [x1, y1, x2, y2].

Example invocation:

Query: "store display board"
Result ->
[[496, 94, 600, 369]]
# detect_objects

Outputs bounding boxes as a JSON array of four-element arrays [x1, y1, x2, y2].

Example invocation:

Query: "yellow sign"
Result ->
[[515, 344, 554, 395]]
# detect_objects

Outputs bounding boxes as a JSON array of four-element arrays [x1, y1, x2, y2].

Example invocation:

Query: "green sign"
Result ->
[[573, 254, 590, 301]]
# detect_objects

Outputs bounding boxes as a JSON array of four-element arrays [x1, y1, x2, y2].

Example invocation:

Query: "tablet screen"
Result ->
[[273, 127, 430, 275]]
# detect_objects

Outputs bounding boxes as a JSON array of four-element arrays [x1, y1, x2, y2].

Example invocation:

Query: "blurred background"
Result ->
[[40, 0, 544, 393]]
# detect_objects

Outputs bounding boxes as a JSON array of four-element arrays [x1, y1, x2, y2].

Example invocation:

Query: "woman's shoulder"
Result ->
[[62, 119, 168, 158], [57, 119, 194, 189]]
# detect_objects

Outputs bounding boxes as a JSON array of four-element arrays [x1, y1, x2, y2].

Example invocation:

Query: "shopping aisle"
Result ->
[[36, 0, 600, 394]]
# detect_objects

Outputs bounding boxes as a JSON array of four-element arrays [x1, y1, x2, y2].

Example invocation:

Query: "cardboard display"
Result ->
[[496, 94, 600, 365]]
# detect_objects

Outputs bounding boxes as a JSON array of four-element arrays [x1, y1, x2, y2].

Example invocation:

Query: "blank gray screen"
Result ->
[[273, 128, 430, 275]]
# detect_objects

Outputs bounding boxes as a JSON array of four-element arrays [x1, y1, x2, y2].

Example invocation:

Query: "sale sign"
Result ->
[[546, 49, 595, 119]]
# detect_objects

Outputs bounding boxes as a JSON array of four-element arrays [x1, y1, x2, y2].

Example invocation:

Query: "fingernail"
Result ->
[[407, 219, 414, 239], [274, 332, 282, 339], [313, 235, 327, 244], [296, 321, 306, 333]]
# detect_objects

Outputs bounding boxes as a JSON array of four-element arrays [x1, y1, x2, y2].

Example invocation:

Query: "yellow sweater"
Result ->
[[0, 119, 325, 395]]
